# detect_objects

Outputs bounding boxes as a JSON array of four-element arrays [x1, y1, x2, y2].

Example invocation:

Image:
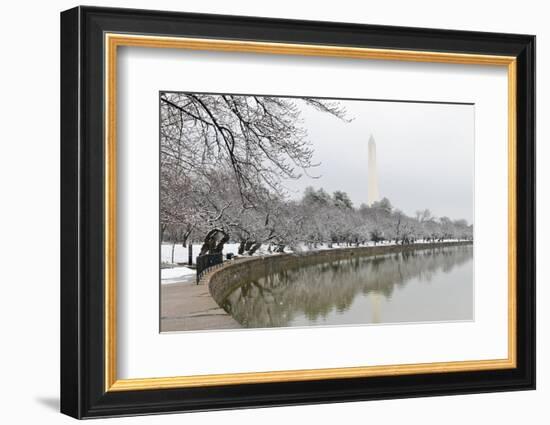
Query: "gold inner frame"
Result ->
[[104, 33, 517, 392]]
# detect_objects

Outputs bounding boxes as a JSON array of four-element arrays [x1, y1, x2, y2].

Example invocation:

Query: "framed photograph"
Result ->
[[60, 6, 535, 419]]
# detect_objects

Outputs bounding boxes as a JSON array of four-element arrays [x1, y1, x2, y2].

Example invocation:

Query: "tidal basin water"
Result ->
[[221, 245, 473, 328]]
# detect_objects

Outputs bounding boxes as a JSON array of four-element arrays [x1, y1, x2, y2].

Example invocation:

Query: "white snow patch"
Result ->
[[161, 266, 196, 284], [160, 239, 465, 269], [161, 243, 240, 264]]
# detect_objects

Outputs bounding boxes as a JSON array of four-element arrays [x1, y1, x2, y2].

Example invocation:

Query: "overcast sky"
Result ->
[[282, 98, 474, 224]]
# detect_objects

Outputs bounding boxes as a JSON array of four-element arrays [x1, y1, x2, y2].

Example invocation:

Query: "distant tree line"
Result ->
[[162, 176, 472, 260]]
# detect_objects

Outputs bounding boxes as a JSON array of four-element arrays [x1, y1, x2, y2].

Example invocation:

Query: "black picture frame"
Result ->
[[61, 5, 535, 419]]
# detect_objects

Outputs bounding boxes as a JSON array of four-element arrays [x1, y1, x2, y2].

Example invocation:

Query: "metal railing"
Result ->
[[196, 253, 223, 284]]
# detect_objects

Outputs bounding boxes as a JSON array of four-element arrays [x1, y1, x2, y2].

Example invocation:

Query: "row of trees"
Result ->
[[162, 175, 472, 260], [160, 93, 472, 263], [298, 188, 472, 248]]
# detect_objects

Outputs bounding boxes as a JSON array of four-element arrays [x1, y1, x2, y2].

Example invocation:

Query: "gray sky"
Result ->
[[282, 98, 474, 224]]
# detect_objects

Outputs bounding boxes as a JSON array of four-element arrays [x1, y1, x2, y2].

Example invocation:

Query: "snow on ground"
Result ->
[[161, 239, 462, 265], [160, 239, 465, 284], [161, 266, 195, 279], [161, 266, 196, 285], [161, 242, 289, 264], [161, 243, 240, 265]]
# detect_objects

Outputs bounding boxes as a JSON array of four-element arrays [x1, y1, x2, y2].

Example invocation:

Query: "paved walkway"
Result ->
[[160, 279, 240, 332]]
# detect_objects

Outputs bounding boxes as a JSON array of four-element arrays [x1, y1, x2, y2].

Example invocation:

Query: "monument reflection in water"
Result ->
[[221, 245, 473, 328]]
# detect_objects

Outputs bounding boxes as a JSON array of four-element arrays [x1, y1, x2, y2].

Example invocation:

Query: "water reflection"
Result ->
[[221, 245, 473, 328]]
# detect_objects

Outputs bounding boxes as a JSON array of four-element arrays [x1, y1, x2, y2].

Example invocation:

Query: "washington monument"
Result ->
[[367, 134, 380, 206]]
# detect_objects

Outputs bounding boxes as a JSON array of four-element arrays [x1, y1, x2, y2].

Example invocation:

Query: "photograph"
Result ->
[[58, 5, 536, 419], [159, 92, 474, 332]]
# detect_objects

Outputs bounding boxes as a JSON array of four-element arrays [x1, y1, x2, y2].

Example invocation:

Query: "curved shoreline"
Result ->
[[204, 241, 473, 324]]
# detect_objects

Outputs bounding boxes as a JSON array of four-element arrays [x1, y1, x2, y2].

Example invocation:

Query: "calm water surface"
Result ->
[[221, 245, 473, 328]]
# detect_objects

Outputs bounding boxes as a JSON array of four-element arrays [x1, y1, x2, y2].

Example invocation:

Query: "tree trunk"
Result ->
[[247, 242, 262, 255], [213, 232, 229, 253], [199, 229, 229, 256], [238, 240, 246, 255], [244, 241, 254, 252], [171, 241, 176, 264], [188, 243, 193, 265]]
